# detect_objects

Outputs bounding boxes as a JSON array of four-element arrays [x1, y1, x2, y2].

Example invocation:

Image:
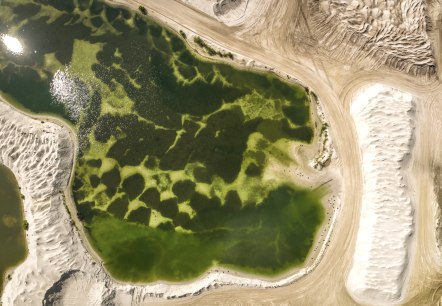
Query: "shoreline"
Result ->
[[106, 0, 342, 280], [1, 0, 442, 304], [0, 51, 340, 284]]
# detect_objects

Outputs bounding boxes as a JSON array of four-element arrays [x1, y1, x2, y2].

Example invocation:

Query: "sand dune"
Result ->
[[2, 0, 432, 304], [0, 102, 104, 305], [180, 0, 271, 27], [346, 84, 415, 305], [309, 0, 435, 76]]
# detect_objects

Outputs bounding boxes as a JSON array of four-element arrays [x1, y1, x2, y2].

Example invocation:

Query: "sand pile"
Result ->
[[179, 0, 435, 76], [309, 0, 435, 75], [212, 0, 249, 27], [346, 84, 415, 304], [180, 0, 270, 27]]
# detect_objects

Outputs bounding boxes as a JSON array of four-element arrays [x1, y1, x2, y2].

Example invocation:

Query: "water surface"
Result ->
[[0, 164, 27, 294], [0, 0, 324, 282]]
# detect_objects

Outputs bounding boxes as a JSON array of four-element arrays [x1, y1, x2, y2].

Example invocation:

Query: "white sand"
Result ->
[[346, 84, 415, 305], [0, 101, 106, 305]]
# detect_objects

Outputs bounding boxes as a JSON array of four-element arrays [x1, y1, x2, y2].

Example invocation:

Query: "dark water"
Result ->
[[0, 164, 27, 293], [0, 0, 324, 282]]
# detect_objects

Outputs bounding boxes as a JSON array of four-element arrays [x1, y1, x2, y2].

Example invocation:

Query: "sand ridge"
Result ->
[[347, 84, 416, 305], [309, 0, 435, 76], [0, 69, 340, 305]]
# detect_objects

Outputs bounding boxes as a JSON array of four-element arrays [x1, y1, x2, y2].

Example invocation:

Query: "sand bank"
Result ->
[[346, 84, 415, 305]]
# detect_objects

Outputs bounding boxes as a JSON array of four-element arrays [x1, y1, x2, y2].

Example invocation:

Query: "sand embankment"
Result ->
[[346, 84, 416, 305]]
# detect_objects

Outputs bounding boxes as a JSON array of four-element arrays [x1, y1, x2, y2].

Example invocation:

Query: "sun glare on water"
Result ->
[[1, 34, 24, 55], [50, 68, 89, 121]]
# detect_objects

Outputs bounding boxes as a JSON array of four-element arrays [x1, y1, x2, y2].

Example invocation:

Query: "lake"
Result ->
[[0, 0, 324, 282]]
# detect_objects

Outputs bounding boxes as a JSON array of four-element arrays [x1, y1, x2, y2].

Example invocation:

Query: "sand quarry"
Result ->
[[2, 0, 442, 305]]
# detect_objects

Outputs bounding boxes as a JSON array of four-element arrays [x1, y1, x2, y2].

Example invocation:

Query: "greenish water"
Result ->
[[0, 164, 27, 293], [0, 0, 324, 282]]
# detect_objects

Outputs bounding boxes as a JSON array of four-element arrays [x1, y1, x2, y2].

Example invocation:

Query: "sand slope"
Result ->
[[346, 84, 415, 305], [0, 102, 105, 305]]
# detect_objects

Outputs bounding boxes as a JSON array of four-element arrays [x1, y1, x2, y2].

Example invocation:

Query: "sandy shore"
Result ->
[[0, 100, 103, 306], [346, 84, 416, 305]]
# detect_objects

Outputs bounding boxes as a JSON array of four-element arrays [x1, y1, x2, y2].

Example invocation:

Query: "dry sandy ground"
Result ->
[[2, 0, 442, 304]]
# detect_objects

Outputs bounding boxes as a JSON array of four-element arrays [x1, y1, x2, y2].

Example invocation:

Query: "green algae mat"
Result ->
[[0, 164, 27, 293], [0, 0, 324, 282]]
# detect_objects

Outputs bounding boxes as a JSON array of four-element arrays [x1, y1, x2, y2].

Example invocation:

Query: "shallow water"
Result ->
[[0, 0, 324, 282], [0, 164, 27, 293]]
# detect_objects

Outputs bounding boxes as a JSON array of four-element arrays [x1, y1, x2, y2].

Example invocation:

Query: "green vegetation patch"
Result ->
[[194, 36, 234, 59]]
